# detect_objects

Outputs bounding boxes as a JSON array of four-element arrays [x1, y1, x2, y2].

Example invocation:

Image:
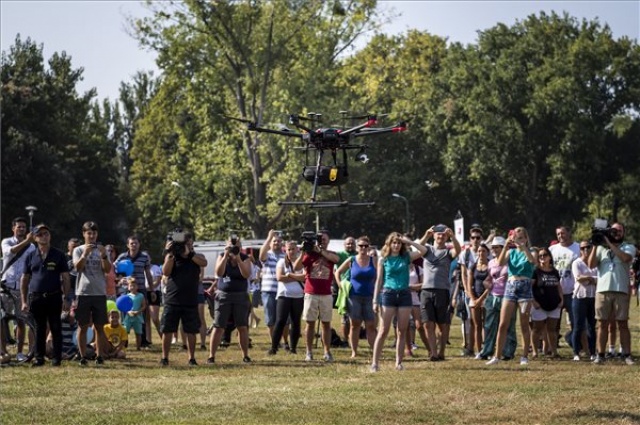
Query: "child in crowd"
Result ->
[[103, 309, 128, 359], [123, 277, 146, 350], [46, 310, 79, 361]]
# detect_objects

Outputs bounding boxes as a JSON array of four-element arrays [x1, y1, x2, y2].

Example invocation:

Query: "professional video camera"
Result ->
[[229, 234, 240, 255], [167, 227, 187, 255], [301, 231, 321, 253], [590, 218, 614, 246]]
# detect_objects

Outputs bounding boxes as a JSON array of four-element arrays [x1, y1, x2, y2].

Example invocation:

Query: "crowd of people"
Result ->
[[1, 216, 638, 370]]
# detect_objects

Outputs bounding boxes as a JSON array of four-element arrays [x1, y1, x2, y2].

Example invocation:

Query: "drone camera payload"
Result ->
[[224, 112, 408, 208]]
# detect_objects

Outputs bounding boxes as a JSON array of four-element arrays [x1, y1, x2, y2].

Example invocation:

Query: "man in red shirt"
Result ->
[[294, 230, 339, 363]]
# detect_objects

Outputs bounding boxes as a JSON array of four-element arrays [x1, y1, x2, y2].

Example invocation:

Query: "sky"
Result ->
[[2, 1, 639, 101]]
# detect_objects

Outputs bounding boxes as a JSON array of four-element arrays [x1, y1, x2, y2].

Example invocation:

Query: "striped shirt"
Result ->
[[261, 251, 284, 293], [115, 251, 151, 291]]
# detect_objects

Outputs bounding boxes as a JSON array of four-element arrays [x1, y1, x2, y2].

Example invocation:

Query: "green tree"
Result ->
[[129, 0, 382, 241], [1, 35, 125, 246]]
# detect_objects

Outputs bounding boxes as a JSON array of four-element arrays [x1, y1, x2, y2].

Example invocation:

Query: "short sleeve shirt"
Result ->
[[24, 247, 69, 293], [595, 243, 636, 294]]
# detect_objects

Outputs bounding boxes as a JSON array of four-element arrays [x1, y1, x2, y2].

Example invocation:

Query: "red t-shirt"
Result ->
[[301, 251, 335, 295]]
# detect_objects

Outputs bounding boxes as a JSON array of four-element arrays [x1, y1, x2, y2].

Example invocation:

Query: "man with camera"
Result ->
[[160, 230, 207, 366], [73, 221, 111, 365], [587, 222, 636, 365], [259, 230, 284, 342], [1, 217, 36, 362], [293, 230, 339, 362]]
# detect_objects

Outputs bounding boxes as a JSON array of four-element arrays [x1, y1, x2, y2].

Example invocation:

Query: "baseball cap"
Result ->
[[470, 223, 483, 233], [32, 224, 51, 235]]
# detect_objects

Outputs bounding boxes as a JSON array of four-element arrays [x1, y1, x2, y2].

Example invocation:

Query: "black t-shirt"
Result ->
[[532, 268, 562, 311], [164, 256, 201, 306], [218, 253, 249, 293]]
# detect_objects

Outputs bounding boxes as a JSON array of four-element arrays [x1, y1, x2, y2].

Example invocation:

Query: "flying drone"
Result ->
[[223, 111, 408, 208]]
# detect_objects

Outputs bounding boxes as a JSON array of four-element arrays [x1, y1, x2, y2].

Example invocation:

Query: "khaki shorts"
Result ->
[[302, 294, 333, 323], [595, 292, 630, 321]]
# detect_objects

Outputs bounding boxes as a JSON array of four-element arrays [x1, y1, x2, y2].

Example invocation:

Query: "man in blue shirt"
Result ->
[[20, 224, 70, 367]]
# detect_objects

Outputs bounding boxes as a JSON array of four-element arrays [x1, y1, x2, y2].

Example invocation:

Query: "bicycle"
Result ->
[[0, 283, 36, 363]]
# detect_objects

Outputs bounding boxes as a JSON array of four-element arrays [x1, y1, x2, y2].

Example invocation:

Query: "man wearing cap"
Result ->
[[20, 224, 71, 366], [1, 217, 37, 362], [73, 221, 111, 365]]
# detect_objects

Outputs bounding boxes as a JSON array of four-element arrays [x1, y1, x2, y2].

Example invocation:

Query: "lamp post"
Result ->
[[391, 193, 410, 234], [25, 205, 37, 229]]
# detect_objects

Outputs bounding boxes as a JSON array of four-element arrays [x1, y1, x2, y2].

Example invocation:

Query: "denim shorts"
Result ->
[[380, 289, 412, 308], [348, 295, 375, 322], [504, 279, 533, 303]]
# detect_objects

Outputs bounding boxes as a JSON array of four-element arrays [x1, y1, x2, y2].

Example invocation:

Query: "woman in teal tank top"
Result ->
[[370, 232, 426, 372], [487, 226, 537, 367]]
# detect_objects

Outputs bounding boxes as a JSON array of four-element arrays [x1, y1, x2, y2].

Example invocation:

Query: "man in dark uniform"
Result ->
[[20, 224, 71, 367]]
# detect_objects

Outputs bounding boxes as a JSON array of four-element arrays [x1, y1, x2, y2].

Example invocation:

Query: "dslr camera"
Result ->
[[167, 228, 187, 255], [228, 234, 240, 255], [590, 218, 614, 246], [301, 231, 321, 253]]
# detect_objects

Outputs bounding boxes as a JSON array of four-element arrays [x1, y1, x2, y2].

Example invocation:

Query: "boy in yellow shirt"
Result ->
[[103, 309, 128, 359]]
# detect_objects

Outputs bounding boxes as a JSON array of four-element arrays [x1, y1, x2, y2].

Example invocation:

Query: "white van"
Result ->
[[193, 239, 265, 280]]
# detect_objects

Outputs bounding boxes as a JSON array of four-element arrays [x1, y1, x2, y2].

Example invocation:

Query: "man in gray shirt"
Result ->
[[73, 221, 110, 365], [418, 224, 461, 361]]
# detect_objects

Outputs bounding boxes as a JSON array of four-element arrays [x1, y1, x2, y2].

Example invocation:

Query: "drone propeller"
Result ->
[[340, 112, 390, 120]]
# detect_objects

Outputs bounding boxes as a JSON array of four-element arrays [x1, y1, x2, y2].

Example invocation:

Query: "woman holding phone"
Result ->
[[486, 227, 537, 366]]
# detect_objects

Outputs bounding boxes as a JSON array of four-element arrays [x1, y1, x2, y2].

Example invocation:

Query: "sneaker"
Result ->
[[188, 358, 198, 367], [267, 348, 277, 356], [411, 343, 419, 350], [16, 353, 28, 363], [369, 364, 379, 373], [590, 355, 597, 361], [289, 349, 297, 355], [160, 358, 169, 366], [31, 358, 45, 367], [171, 336, 177, 344], [206, 357, 215, 364], [51, 358, 61, 367], [79, 357, 88, 366], [519, 357, 529, 366], [474, 353, 484, 360], [395, 363, 404, 371], [95, 356, 104, 365], [242, 356, 252, 363], [486, 357, 500, 366], [624, 356, 635, 366], [284, 343, 290, 352], [593, 356, 604, 365], [605, 351, 615, 359], [305, 352, 313, 362], [573, 355, 581, 362], [323, 352, 334, 363], [200, 344, 207, 351]]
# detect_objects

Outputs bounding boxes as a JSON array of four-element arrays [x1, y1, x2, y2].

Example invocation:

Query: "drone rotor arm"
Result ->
[[250, 126, 303, 138]]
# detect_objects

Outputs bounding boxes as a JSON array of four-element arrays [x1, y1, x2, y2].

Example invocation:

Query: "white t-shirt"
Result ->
[[549, 242, 580, 295], [1, 237, 36, 288], [275, 258, 304, 299]]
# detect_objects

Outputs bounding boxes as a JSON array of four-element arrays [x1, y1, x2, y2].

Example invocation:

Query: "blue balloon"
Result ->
[[72, 327, 94, 347], [116, 259, 134, 277], [116, 295, 133, 313]]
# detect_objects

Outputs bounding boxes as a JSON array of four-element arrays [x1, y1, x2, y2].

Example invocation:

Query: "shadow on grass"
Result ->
[[561, 409, 640, 422]]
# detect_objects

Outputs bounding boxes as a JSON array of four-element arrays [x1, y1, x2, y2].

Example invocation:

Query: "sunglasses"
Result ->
[[358, 244, 369, 248], [470, 236, 481, 240], [580, 246, 591, 251], [538, 253, 549, 258]]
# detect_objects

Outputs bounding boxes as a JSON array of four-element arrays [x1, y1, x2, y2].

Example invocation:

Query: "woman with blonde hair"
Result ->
[[370, 232, 426, 372], [486, 227, 537, 366]]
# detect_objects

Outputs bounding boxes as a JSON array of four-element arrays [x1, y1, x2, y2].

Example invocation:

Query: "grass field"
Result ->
[[1, 304, 639, 425]]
